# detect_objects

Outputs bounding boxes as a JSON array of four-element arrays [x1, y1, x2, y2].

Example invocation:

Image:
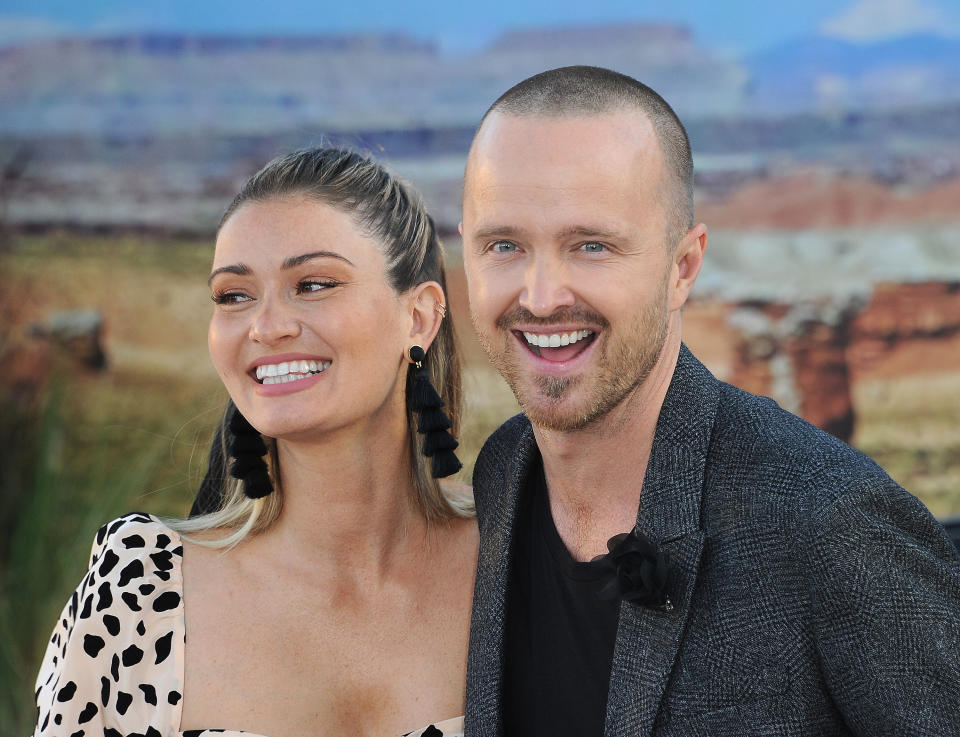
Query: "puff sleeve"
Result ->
[[34, 513, 186, 736]]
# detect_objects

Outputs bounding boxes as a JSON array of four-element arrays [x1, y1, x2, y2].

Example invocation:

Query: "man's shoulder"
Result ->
[[708, 379, 908, 527], [713, 381, 884, 485]]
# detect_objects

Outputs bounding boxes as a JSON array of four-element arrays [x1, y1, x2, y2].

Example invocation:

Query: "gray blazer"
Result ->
[[466, 345, 960, 736]]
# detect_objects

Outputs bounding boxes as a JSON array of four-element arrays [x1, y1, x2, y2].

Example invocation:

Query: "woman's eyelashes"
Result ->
[[211, 279, 343, 305], [211, 290, 251, 305], [296, 279, 343, 295]]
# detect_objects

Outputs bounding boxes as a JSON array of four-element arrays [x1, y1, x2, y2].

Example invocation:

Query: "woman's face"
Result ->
[[208, 195, 413, 441]]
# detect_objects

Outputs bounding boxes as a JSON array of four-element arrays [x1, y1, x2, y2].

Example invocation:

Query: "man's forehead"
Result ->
[[471, 108, 657, 156], [464, 109, 663, 198]]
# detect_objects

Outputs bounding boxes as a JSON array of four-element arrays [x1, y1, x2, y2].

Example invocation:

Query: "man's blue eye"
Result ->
[[580, 242, 605, 253], [491, 241, 517, 253]]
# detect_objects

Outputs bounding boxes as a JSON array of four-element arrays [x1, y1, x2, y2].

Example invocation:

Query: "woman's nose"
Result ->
[[248, 296, 301, 344]]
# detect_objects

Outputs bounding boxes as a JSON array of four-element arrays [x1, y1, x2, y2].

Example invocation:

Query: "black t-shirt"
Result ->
[[501, 461, 621, 736]]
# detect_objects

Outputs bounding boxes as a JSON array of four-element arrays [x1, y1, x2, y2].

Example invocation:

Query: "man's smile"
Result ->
[[514, 328, 597, 361]]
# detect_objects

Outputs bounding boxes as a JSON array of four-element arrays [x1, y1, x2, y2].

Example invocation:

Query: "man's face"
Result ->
[[461, 110, 680, 432]]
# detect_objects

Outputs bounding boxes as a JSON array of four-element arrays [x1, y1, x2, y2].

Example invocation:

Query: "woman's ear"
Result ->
[[406, 281, 447, 353]]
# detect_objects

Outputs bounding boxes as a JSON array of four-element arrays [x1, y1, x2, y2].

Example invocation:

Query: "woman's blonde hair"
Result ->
[[172, 147, 470, 547]]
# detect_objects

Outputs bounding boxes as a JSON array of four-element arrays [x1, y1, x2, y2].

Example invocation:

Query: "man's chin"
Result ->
[[521, 400, 596, 432], [515, 384, 598, 433]]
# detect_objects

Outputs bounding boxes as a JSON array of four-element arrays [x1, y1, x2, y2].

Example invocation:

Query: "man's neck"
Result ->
[[532, 332, 681, 561]]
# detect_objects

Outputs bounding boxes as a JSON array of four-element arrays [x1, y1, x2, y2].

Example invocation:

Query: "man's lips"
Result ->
[[512, 328, 597, 362]]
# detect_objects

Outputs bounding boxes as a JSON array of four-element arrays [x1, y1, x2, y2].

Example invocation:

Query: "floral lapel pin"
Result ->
[[593, 529, 674, 612]]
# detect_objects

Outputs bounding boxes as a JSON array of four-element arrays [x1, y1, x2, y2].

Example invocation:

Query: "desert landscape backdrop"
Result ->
[[2, 18, 959, 729]]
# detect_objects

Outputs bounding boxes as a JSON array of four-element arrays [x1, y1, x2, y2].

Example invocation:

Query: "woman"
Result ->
[[34, 148, 477, 737]]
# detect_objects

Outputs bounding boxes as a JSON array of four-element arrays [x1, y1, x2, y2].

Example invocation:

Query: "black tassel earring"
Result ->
[[228, 406, 274, 499], [408, 345, 462, 478]]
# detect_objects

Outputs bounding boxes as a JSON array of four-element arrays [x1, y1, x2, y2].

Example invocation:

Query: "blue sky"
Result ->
[[1, 0, 959, 54]]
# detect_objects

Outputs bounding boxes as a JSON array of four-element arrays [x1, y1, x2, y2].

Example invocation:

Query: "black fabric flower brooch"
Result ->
[[593, 529, 674, 612]]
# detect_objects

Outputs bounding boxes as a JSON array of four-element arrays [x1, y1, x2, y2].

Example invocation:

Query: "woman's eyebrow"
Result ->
[[281, 250, 355, 269], [207, 251, 355, 286], [207, 263, 250, 286]]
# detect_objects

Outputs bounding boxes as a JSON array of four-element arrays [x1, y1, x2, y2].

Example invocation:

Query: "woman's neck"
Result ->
[[254, 410, 429, 581]]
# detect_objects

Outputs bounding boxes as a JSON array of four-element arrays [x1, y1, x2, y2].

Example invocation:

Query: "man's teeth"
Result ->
[[255, 360, 330, 385], [523, 329, 593, 349]]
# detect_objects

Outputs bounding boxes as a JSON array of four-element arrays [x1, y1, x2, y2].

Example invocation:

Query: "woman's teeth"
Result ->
[[523, 329, 593, 349], [255, 360, 330, 385]]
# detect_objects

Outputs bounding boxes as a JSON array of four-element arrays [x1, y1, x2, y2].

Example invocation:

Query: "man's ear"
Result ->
[[669, 223, 707, 312], [407, 281, 447, 352]]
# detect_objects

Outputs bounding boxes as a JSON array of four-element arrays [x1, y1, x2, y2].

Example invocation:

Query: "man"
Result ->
[[460, 66, 960, 736]]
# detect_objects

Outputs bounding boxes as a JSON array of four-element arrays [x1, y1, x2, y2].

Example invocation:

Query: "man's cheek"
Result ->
[[467, 285, 498, 320]]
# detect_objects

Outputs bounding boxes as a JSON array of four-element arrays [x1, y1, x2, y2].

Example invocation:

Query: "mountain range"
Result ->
[[2, 26, 959, 136], [748, 33, 960, 112]]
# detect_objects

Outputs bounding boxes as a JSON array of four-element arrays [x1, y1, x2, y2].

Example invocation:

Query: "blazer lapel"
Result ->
[[604, 345, 719, 736], [465, 421, 538, 737]]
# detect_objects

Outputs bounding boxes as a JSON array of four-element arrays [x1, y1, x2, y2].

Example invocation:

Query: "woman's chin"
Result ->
[[255, 418, 320, 442]]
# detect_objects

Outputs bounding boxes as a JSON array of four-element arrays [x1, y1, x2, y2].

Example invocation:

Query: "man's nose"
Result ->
[[518, 255, 575, 317], [248, 295, 302, 344]]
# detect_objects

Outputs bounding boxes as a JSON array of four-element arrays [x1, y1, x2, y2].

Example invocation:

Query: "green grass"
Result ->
[[0, 371, 222, 732], [0, 234, 227, 728]]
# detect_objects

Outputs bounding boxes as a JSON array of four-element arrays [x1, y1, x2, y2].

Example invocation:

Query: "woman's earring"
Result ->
[[408, 345, 462, 478], [228, 406, 274, 499]]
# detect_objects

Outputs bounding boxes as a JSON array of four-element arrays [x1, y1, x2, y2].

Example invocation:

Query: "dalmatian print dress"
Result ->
[[34, 512, 464, 737]]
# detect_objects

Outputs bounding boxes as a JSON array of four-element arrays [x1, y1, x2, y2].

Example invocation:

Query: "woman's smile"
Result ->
[[247, 353, 334, 396], [250, 355, 332, 384]]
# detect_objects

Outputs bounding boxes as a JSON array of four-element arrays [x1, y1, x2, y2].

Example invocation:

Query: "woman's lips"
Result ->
[[245, 354, 333, 396], [253, 369, 327, 396]]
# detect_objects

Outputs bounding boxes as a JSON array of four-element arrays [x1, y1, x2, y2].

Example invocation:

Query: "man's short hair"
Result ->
[[479, 65, 694, 249]]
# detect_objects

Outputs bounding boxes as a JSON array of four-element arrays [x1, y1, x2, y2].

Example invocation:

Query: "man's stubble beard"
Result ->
[[471, 278, 670, 433]]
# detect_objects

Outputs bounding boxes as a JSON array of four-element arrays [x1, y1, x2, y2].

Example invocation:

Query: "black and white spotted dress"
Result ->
[[34, 512, 464, 737]]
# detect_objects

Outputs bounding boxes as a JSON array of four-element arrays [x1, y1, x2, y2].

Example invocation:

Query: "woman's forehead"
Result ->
[[213, 196, 386, 270]]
